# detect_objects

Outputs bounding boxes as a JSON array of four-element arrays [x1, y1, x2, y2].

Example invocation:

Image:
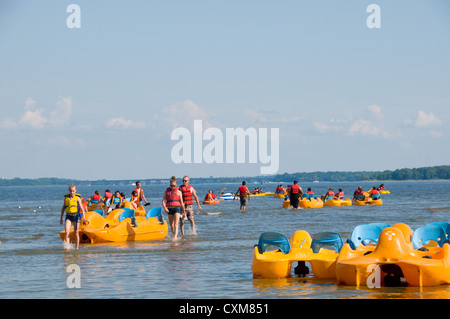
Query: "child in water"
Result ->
[[60, 184, 87, 249]]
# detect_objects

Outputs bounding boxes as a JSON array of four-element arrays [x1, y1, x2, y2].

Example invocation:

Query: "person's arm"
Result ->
[[179, 190, 186, 214], [162, 195, 168, 213], [60, 204, 65, 225], [191, 187, 202, 211], [141, 189, 148, 203]]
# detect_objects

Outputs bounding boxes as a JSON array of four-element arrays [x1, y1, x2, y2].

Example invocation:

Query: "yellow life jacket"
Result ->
[[64, 193, 81, 215]]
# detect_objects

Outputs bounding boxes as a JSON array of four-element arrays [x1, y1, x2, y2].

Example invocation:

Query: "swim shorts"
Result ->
[[184, 205, 194, 220], [65, 213, 81, 223], [168, 207, 181, 215]]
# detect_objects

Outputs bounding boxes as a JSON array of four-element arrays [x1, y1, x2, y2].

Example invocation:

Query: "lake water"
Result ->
[[1, 180, 450, 299]]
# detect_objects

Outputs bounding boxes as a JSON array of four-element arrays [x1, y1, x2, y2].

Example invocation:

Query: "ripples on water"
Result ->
[[1, 180, 450, 299]]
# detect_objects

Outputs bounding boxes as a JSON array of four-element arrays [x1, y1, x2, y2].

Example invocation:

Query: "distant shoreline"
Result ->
[[1, 165, 449, 187]]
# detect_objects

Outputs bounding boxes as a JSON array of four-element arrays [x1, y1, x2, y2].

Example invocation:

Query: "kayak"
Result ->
[[203, 199, 220, 205], [250, 192, 274, 197], [379, 190, 390, 194], [60, 205, 168, 244]]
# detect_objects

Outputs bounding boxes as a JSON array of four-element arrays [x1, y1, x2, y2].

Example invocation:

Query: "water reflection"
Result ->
[[253, 276, 450, 299]]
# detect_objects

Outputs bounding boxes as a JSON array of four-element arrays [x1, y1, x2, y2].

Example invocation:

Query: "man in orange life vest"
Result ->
[[180, 175, 202, 236], [235, 181, 250, 212], [288, 180, 303, 209]]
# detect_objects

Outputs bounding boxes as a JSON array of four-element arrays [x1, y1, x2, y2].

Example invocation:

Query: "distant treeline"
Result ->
[[261, 165, 450, 183], [1, 165, 449, 187]]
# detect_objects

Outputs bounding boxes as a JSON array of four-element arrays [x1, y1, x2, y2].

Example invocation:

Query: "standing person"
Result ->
[[134, 181, 149, 206], [289, 180, 303, 209], [60, 184, 87, 249], [162, 176, 185, 240], [235, 181, 250, 212], [180, 175, 201, 236]]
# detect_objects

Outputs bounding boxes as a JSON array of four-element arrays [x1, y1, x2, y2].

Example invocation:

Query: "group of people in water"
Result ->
[[61, 177, 203, 248], [61, 179, 387, 248], [275, 182, 387, 209]]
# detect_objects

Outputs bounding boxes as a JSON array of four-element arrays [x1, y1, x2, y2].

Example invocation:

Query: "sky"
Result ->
[[0, 0, 449, 180]]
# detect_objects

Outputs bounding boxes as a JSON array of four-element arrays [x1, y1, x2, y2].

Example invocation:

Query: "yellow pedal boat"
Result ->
[[60, 205, 168, 244], [273, 191, 286, 198], [353, 197, 383, 206], [252, 230, 343, 279], [336, 224, 450, 287], [324, 198, 352, 207], [299, 197, 323, 209], [281, 197, 324, 209]]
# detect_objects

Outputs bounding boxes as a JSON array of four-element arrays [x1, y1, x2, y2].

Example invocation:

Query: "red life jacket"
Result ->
[[239, 186, 248, 197], [371, 189, 379, 195], [326, 191, 335, 197], [291, 184, 300, 194], [165, 187, 181, 207], [180, 184, 194, 205], [336, 191, 344, 199], [134, 188, 144, 201], [307, 191, 314, 194]]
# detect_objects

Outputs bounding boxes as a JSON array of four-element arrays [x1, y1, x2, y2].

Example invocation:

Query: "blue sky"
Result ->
[[0, 0, 449, 180]]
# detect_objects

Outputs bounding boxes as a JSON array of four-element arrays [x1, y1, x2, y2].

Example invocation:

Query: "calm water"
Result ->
[[1, 180, 450, 299]]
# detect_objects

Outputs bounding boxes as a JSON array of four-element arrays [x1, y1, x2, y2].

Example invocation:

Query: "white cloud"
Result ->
[[415, 110, 441, 127], [348, 119, 390, 138], [50, 97, 72, 127], [367, 104, 383, 119], [246, 109, 304, 124], [161, 99, 212, 130], [24, 97, 36, 110], [1, 97, 73, 130], [106, 117, 146, 129], [19, 108, 49, 129], [313, 121, 344, 133], [429, 130, 443, 138]]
